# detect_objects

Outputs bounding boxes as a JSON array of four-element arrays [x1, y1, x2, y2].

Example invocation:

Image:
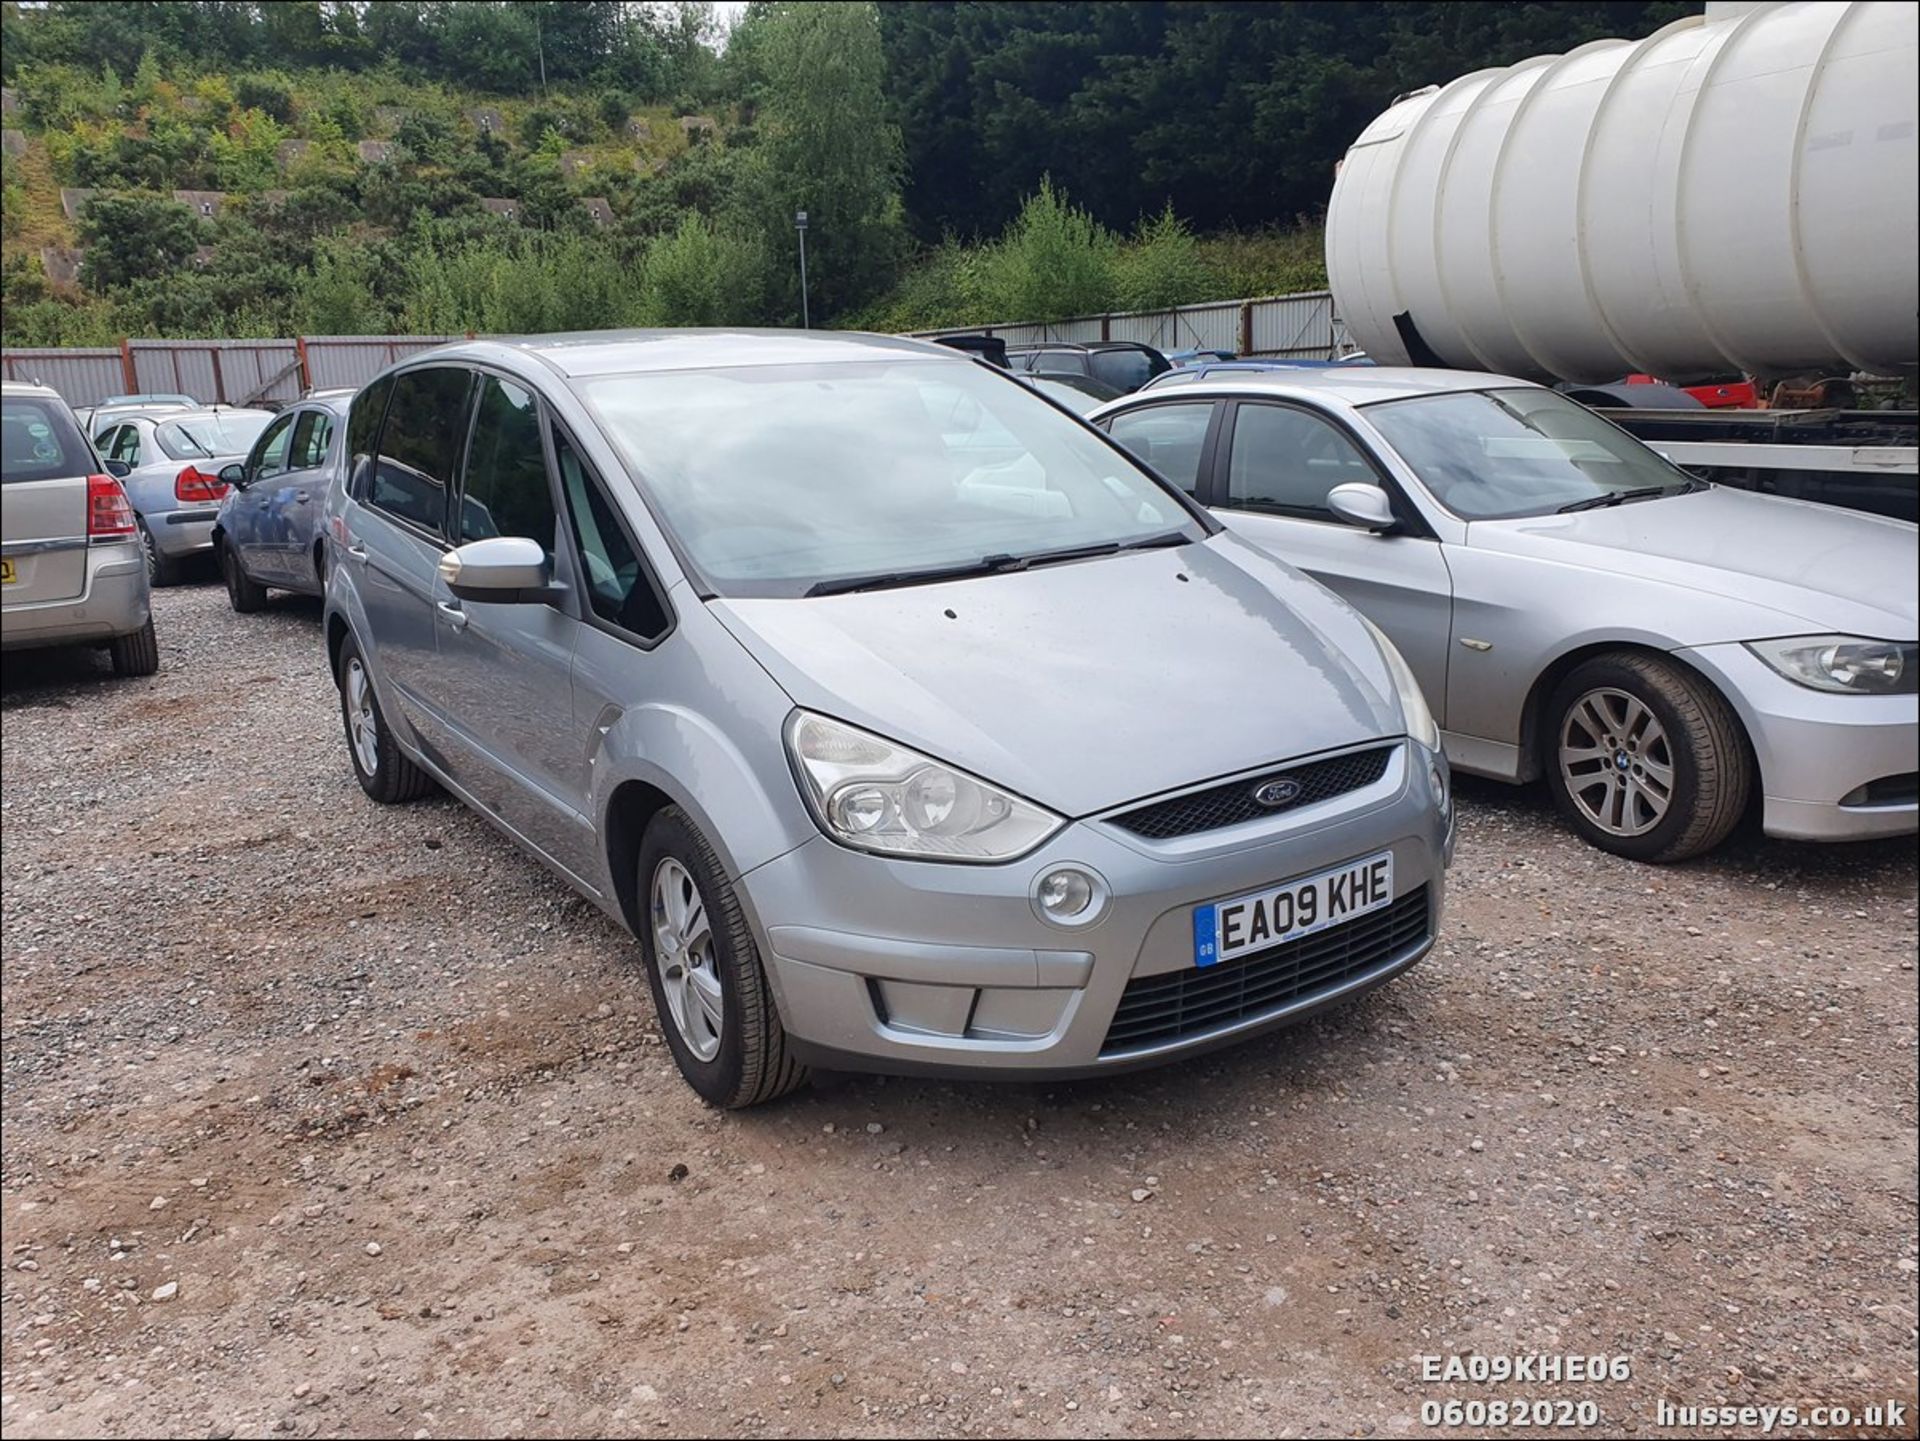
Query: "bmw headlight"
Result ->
[[1745, 636, 1918, 695], [1360, 617, 1441, 750], [786, 711, 1063, 862]]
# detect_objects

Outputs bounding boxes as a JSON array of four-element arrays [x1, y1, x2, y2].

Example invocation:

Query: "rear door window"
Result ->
[[108, 426, 142, 465], [289, 409, 334, 470], [1103, 402, 1215, 496], [458, 377, 558, 558], [1, 396, 93, 483], [370, 368, 474, 538]]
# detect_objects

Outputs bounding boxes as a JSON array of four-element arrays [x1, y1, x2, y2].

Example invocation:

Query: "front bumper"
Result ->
[[0, 541, 150, 650], [151, 508, 220, 559], [1678, 642, 1919, 842], [736, 741, 1450, 1079]]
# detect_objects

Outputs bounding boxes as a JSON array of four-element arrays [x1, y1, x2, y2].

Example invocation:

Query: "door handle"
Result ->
[[295, 491, 311, 502], [345, 543, 367, 561], [436, 600, 468, 631]]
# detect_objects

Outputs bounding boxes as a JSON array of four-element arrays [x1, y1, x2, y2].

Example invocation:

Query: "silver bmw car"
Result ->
[[323, 331, 1451, 1106], [1092, 369, 1919, 861]]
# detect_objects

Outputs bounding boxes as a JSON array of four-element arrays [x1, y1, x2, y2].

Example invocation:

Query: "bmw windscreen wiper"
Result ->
[[1555, 481, 1699, 514], [802, 530, 1192, 597]]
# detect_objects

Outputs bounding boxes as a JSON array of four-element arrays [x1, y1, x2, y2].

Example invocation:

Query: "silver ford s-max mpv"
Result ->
[[322, 332, 1453, 1107]]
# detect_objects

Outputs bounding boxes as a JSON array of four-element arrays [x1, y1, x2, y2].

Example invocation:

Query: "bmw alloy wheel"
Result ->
[[1558, 686, 1674, 837]]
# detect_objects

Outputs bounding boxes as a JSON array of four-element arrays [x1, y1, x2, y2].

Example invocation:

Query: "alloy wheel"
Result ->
[[1558, 686, 1674, 837], [344, 657, 379, 776], [651, 857, 723, 1061]]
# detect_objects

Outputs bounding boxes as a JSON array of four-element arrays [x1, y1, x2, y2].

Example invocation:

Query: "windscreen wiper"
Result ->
[[803, 530, 1192, 597], [804, 557, 1020, 597], [990, 529, 1192, 572], [1556, 483, 1692, 514]]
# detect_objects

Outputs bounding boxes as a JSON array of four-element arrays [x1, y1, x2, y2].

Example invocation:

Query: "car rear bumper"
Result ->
[[1677, 642, 1919, 842], [152, 509, 220, 559], [0, 540, 150, 649], [735, 740, 1449, 1078]]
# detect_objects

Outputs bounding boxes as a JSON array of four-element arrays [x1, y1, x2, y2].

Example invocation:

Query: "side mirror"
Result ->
[[103, 459, 132, 479], [219, 463, 247, 489], [437, 536, 561, 605], [1327, 482, 1398, 532]]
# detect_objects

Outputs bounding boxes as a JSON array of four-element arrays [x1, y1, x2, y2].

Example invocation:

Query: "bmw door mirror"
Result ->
[[1327, 482, 1398, 532], [104, 459, 132, 480], [219, 463, 247, 489], [438, 536, 563, 605]]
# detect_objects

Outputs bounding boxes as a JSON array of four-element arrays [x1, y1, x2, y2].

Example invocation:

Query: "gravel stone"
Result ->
[[1, 584, 1913, 1438]]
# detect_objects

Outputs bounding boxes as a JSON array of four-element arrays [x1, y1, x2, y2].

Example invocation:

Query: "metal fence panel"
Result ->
[[1109, 301, 1244, 353], [0, 348, 127, 406], [1248, 291, 1338, 358], [128, 338, 303, 406], [302, 335, 463, 390]]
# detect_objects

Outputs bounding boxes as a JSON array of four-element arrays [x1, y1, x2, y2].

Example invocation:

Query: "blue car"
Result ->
[[211, 393, 350, 612]]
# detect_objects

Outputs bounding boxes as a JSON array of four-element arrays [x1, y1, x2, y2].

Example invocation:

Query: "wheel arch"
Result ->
[[1516, 639, 1756, 787], [603, 779, 677, 938]]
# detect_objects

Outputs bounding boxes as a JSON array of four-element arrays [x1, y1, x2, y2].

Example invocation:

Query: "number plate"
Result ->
[[1193, 851, 1394, 967], [0, 558, 14, 585]]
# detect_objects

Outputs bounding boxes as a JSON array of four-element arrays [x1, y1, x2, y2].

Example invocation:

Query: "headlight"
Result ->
[[786, 711, 1063, 862], [1745, 635, 1918, 695], [1360, 617, 1441, 749]]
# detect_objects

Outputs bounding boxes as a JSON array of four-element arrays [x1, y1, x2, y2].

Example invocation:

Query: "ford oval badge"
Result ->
[[1253, 778, 1303, 808]]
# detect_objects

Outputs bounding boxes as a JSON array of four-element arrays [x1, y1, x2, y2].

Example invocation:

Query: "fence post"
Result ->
[[294, 335, 311, 392], [1239, 302, 1253, 358], [118, 337, 137, 393], [1100, 312, 1111, 343]]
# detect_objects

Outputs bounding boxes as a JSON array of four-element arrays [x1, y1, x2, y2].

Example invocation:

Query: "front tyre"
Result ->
[[1546, 652, 1750, 863], [335, 633, 433, 804], [636, 806, 808, 1108]]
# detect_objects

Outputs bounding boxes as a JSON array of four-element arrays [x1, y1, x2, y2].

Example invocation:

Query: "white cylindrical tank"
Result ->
[[1326, 1, 1919, 382]]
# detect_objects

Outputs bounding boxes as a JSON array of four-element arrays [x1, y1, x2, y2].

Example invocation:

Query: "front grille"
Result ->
[[1109, 746, 1395, 840], [1100, 885, 1429, 1056]]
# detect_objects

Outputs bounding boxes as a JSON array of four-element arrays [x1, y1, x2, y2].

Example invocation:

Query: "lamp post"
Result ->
[[795, 210, 810, 330]]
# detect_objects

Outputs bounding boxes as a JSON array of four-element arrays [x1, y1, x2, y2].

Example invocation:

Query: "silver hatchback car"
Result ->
[[323, 332, 1451, 1106], [2, 381, 158, 676]]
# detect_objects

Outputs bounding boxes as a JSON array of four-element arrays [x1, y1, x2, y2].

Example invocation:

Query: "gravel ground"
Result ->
[[2, 583, 1916, 1440]]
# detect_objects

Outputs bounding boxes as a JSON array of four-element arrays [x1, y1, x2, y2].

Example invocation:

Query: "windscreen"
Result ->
[[1365, 388, 1694, 519], [581, 360, 1202, 598], [157, 412, 273, 461], [2, 396, 94, 484]]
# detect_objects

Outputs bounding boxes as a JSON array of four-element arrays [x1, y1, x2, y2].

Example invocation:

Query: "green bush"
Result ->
[[1114, 204, 1217, 312], [233, 71, 296, 124], [978, 177, 1116, 322], [641, 215, 768, 326], [77, 193, 203, 290]]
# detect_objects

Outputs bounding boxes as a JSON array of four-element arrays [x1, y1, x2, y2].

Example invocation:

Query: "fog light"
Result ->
[[1031, 865, 1108, 928], [1430, 761, 1451, 825]]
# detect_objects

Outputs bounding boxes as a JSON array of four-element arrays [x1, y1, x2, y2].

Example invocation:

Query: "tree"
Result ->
[[747, 1, 906, 321], [77, 194, 203, 290]]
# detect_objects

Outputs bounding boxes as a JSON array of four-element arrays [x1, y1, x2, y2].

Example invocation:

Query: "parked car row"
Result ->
[[5, 335, 1912, 1113]]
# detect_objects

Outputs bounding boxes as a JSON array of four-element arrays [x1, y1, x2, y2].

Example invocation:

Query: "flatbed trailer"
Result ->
[[1598, 408, 1918, 523]]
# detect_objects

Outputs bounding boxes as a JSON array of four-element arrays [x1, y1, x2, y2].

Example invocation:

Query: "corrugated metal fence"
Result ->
[[912, 290, 1353, 359], [1, 335, 464, 409], [2, 294, 1346, 410]]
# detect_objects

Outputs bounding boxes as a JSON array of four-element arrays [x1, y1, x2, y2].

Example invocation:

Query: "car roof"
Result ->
[[1008, 341, 1156, 354], [404, 329, 959, 381], [1116, 366, 1544, 407], [1, 380, 62, 400]]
